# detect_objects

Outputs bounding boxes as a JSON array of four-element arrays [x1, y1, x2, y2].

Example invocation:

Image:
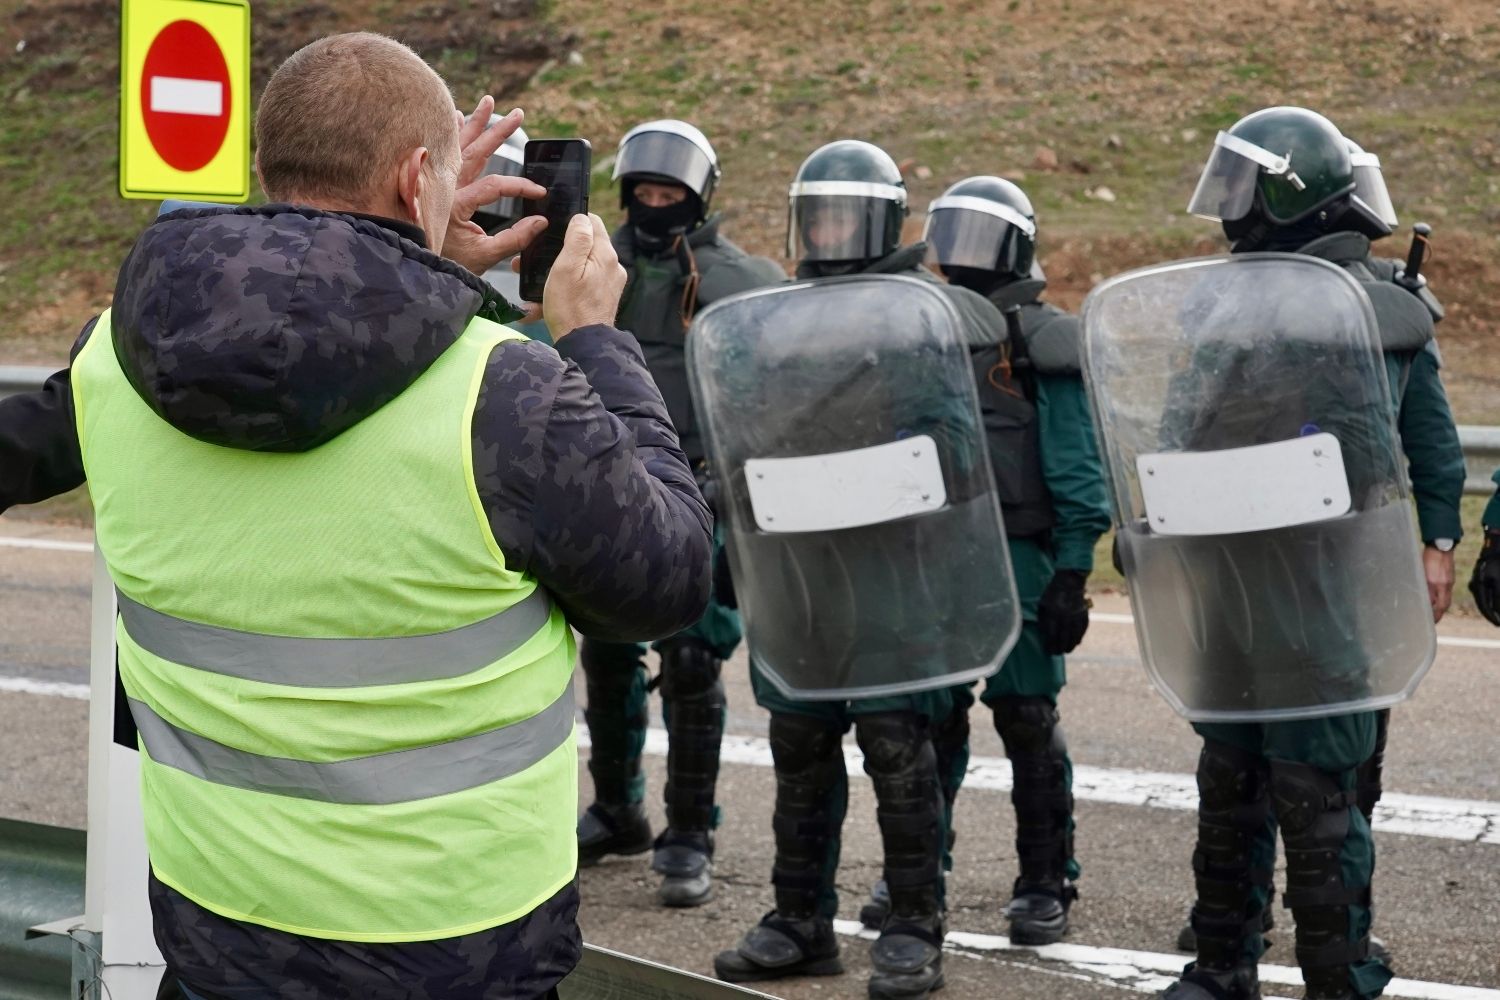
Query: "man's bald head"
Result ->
[[255, 32, 460, 209]]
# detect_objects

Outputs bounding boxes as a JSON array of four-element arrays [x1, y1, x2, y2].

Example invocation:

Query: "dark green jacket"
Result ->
[[1485, 470, 1500, 531], [1299, 232, 1465, 542], [969, 279, 1112, 571], [613, 215, 786, 464]]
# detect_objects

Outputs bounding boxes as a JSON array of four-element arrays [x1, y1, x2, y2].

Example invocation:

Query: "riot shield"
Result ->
[[687, 275, 1021, 700], [1081, 254, 1435, 722]]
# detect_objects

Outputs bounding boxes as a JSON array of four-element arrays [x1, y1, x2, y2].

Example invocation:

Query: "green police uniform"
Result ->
[[579, 215, 783, 838]]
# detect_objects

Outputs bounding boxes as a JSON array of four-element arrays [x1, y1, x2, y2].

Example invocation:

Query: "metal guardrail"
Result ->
[[3, 366, 1498, 496], [0, 366, 56, 402], [3, 815, 772, 1000], [0, 819, 84, 1000], [1459, 424, 1500, 498]]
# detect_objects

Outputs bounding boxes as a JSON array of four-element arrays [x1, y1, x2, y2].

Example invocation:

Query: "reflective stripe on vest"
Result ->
[[129, 676, 574, 805], [116, 587, 552, 688]]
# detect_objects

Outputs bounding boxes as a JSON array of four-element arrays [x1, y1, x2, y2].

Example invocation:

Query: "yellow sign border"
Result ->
[[119, 0, 251, 202]]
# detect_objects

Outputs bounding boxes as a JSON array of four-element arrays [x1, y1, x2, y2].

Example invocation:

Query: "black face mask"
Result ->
[[628, 197, 700, 244], [942, 265, 1010, 298], [1222, 207, 1332, 253]]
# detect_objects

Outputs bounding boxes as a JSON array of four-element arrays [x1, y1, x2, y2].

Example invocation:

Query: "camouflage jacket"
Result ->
[[0, 204, 714, 997]]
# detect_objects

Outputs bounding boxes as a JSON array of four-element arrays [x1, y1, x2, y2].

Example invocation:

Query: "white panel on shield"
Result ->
[[1138, 433, 1351, 536], [745, 435, 947, 533]]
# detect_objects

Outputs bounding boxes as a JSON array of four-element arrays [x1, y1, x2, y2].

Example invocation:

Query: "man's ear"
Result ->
[[253, 153, 269, 200], [394, 146, 430, 229]]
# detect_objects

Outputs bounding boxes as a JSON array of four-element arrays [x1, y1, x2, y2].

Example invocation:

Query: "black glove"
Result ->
[[713, 544, 737, 610], [1470, 528, 1500, 627], [1036, 569, 1091, 655]]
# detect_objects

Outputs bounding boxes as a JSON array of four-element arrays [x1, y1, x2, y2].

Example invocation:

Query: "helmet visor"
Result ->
[[614, 131, 717, 199], [1187, 131, 1300, 222], [923, 195, 1036, 272], [1350, 154, 1398, 229], [787, 182, 906, 261]]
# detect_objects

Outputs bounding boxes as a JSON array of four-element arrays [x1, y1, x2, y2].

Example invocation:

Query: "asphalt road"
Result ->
[[3, 518, 1498, 999]]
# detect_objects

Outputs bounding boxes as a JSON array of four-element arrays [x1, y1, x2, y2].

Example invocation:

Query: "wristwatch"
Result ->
[[1430, 538, 1455, 552]]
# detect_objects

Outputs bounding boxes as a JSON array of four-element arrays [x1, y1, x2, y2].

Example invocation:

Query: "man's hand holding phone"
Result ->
[[444, 98, 547, 276], [543, 214, 627, 341]]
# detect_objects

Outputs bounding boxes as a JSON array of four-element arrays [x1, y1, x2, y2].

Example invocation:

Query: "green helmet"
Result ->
[[1187, 107, 1353, 226], [787, 140, 907, 262], [923, 175, 1036, 281]]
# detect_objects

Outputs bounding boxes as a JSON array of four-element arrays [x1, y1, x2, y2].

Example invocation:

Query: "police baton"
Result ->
[[1396, 222, 1432, 292]]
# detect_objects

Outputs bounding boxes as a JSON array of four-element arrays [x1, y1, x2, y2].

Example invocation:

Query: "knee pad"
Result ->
[[855, 712, 929, 775], [656, 640, 723, 702], [1197, 740, 1271, 814], [992, 696, 1059, 756], [770, 713, 844, 778]]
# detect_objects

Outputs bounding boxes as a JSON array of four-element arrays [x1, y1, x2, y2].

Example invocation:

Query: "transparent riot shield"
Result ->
[[687, 275, 1021, 700], [1081, 254, 1435, 722]]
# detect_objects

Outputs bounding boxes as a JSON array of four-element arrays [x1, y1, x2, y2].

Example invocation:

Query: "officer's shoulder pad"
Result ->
[[697, 250, 788, 303], [1361, 279, 1435, 353], [1025, 306, 1082, 375]]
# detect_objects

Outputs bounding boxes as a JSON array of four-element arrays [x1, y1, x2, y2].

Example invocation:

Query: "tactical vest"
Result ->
[[72, 312, 577, 943], [615, 221, 782, 465], [967, 304, 1051, 539]]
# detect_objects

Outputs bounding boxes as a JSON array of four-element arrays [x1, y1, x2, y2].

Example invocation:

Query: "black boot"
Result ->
[[993, 697, 1076, 944], [1271, 759, 1389, 1000], [577, 802, 653, 867], [652, 641, 725, 907], [1161, 740, 1273, 1000], [858, 713, 947, 1000], [714, 713, 846, 983], [714, 912, 844, 983], [578, 640, 652, 865]]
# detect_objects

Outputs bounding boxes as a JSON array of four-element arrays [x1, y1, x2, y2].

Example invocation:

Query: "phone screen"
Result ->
[[520, 139, 591, 302]]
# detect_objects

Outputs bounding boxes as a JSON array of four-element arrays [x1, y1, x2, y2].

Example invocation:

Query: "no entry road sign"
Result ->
[[120, 0, 250, 202]]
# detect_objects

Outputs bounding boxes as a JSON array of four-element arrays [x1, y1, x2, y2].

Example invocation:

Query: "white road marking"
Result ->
[[149, 76, 223, 117], [833, 920, 1500, 1000], [579, 727, 1500, 846], [0, 676, 89, 700], [1091, 609, 1500, 652], [0, 536, 93, 552]]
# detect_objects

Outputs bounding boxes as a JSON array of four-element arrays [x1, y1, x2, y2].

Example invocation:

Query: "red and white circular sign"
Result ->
[[139, 19, 232, 172]]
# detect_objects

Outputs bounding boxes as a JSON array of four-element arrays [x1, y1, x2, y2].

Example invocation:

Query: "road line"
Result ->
[[0, 676, 89, 700], [832, 920, 1500, 1000], [1090, 609, 1500, 652], [0, 536, 93, 552], [580, 727, 1500, 846]]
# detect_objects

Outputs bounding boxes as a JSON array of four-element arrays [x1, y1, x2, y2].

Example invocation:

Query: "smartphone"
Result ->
[[519, 139, 592, 302]]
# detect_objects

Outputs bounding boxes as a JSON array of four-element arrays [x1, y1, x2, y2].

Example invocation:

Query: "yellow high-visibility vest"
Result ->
[[73, 310, 577, 942]]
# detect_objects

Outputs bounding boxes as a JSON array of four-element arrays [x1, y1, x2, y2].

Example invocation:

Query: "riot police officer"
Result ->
[[711, 140, 1009, 1000], [1174, 134, 1445, 965], [575, 120, 784, 908], [1155, 106, 1464, 1000], [855, 176, 1112, 945]]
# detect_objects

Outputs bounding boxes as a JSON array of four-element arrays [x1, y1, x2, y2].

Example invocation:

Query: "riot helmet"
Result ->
[[1187, 107, 1354, 227], [924, 176, 1037, 287], [787, 140, 908, 263], [614, 119, 720, 225], [471, 117, 529, 234], [1345, 138, 1398, 238]]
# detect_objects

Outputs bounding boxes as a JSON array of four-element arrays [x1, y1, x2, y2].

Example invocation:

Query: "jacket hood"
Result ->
[[110, 203, 516, 453]]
